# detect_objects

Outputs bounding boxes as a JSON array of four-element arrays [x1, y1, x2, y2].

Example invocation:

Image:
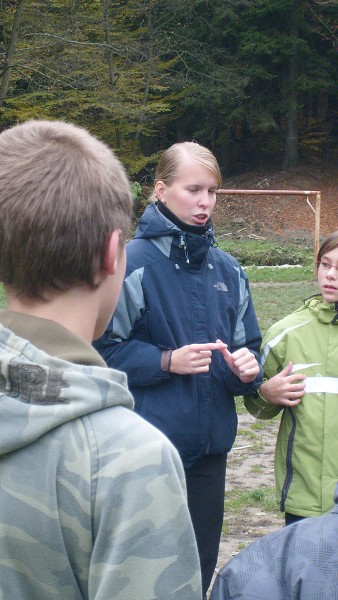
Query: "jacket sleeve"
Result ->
[[209, 571, 232, 599], [87, 408, 202, 600], [94, 267, 170, 387], [223, 268, 263, 397], [244, 322, 285, 419], [210, 506, 338, 600]]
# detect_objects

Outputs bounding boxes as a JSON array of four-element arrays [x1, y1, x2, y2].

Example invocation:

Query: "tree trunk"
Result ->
[[0, 0, 7, 46], [283, 1, 301, 168], [283, 56, 299, 168], [134, 4, 154, 145], [0, 0, 25, 107], [102, 0, 115, 89], [102, 0, 121, 147], [220, 128, 232, 178]]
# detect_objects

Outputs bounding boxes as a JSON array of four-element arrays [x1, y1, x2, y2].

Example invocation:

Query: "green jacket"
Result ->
[[0, 311, 202, 599], [245, 295, 338, 517]]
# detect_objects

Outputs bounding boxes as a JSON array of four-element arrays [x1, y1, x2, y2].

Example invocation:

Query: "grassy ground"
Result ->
[[250, 280, 318, 335], [0, 285, 5, 308]]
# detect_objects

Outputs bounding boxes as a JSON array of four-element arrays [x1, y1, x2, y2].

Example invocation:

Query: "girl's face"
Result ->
[[155, 158, 218, 226], [318, 246, 338, 303]]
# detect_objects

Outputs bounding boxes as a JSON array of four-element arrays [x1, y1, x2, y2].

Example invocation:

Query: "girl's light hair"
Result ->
[[151, 141, 222, 200]]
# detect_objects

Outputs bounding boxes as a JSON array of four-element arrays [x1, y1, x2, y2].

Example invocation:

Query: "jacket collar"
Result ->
[[135, 203, 216, 266]]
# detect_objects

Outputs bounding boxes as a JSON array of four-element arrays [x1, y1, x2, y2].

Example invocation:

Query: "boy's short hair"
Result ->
[[0, 120, 132, 298]]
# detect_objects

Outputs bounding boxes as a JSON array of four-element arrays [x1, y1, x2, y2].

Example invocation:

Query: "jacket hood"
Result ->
[[134, 203, 216, 267], [0, 325, 134, 456], [304, 294, 338, 325]]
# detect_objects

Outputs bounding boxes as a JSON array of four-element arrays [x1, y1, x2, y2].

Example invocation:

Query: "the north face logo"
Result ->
[[214, 282, 228, 292]]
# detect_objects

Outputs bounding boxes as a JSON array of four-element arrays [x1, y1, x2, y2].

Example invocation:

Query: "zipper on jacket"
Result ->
[[179, 234, 190, 264], [280, 407, 297, 512]]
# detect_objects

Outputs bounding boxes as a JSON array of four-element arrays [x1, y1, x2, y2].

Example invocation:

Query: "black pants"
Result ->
[[184, 453, 227, 597], [285, 512, 306, 526]]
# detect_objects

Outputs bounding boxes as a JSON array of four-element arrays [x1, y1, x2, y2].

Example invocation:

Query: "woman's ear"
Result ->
[[103, 230, 122, 275], [154, 180, 166, 201]]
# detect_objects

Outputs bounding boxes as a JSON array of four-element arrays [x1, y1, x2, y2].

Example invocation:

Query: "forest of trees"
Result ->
[[0, 0, 336, 181]]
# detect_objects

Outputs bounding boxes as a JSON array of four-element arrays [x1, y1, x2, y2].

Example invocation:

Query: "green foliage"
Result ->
[[299, 118, 334, 163], [0, 0, 182, 173], [0, 0, 336, 175], [218, 239, 312, 267], [0, 286, 6, 309], [130, 181, 142, 201], [243, 265, 313, 283]]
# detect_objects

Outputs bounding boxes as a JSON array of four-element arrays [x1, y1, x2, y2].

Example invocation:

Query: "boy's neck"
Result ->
[[6, 285, 100, 344]]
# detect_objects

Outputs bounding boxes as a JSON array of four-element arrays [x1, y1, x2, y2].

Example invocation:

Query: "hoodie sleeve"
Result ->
[[94, 267, 171, 387]]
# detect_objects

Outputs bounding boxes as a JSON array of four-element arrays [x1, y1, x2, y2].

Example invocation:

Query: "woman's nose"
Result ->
[[198, 190, 210, 206]]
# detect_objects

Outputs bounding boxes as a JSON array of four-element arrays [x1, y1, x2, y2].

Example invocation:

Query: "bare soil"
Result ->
[[213, 161, 337, 241], [215, 412, 281, 571], [206, 412, 282, 595]]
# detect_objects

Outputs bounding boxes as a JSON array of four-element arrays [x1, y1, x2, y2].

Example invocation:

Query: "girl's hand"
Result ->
[[216, 339, 261, 383], [258, 362, 305, 406], [170, 341, 227, 375]]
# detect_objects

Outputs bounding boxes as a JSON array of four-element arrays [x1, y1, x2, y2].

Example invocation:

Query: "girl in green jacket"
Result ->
[[245, 231, 338, 525]]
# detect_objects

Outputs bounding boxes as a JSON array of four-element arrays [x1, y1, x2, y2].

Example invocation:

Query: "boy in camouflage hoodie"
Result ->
[[0, 120, 202, 600]]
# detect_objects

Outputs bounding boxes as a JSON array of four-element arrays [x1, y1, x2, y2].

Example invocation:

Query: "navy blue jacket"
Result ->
[[94, 203, 263, 467]]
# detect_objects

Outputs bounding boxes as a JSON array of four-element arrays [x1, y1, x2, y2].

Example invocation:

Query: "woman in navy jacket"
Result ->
[[94, 141, 263, 597]]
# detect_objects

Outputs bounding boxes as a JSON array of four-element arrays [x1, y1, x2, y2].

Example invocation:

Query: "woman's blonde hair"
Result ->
[[151, 141, 222, 200]]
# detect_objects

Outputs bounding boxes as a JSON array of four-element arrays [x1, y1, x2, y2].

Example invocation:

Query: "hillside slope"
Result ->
[[214, 161, 337, 241]]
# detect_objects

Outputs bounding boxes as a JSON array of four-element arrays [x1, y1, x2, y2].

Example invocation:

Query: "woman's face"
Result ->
[[317, 246, 338, 303], [155, 158, 218, 226]]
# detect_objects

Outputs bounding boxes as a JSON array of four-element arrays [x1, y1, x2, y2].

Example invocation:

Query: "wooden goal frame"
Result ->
[[216, 189, 321, 279]]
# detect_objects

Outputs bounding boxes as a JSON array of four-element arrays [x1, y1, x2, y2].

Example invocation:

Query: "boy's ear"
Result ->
[[103, 230, 122, 275]]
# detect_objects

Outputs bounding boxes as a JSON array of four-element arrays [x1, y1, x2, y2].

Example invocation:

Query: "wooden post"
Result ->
[[314, 192, 321, 279], [216, 189, 321, 279]]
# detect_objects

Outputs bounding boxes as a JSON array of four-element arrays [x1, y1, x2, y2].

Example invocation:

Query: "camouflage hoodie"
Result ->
[[0, 318, 202, 600]]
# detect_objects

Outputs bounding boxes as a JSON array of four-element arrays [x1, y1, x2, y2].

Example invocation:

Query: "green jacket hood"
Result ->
[[302, 294, 338, 325]]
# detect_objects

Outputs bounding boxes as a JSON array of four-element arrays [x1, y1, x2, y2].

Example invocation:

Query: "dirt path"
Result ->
[[208, 410, 282, 594]]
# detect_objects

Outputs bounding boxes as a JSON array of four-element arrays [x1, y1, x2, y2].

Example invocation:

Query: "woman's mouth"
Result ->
[[193, 213, 208, 224]]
